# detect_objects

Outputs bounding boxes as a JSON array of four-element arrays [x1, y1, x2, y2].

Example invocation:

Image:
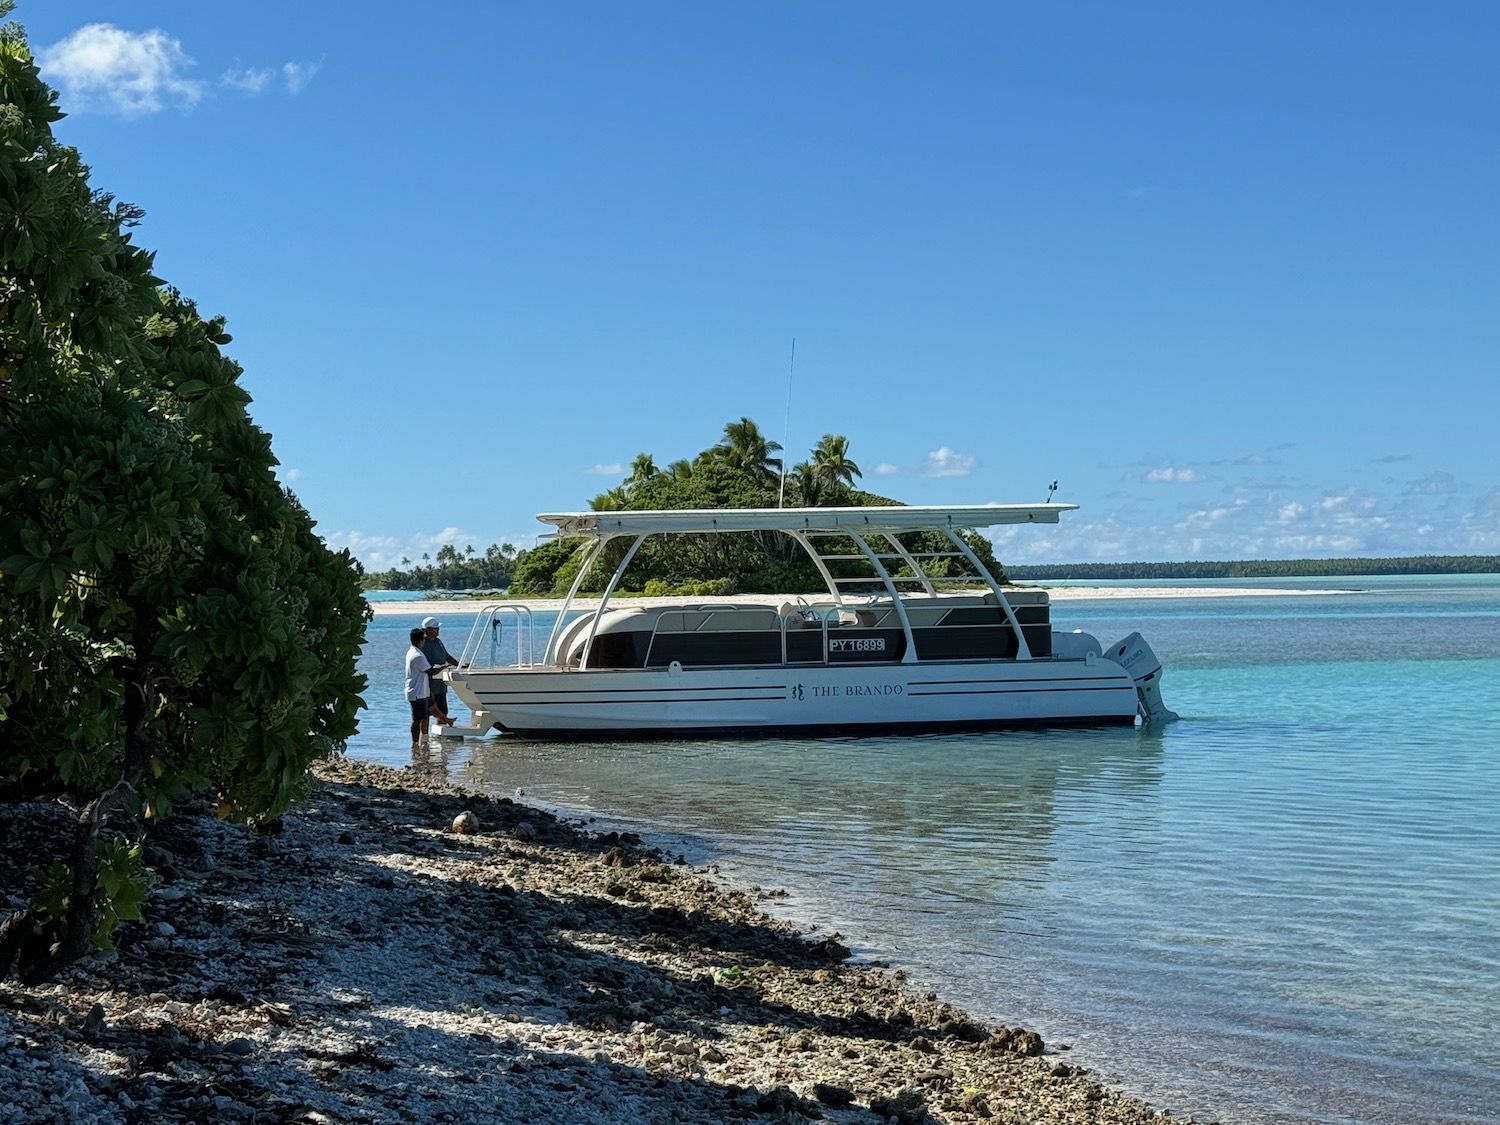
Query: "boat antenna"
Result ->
[[777, 337, 796, 508], [1046, 480, 1058, 503]]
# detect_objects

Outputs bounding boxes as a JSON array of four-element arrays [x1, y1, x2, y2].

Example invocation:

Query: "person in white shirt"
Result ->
[[404, 627, 433, 744]]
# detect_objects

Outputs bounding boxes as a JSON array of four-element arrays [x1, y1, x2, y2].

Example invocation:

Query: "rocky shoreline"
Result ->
[[2, 757, 1201, 1124]]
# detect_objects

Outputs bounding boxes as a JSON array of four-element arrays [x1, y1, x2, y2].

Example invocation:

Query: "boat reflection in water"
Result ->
[[458, 724, 1168, 941]]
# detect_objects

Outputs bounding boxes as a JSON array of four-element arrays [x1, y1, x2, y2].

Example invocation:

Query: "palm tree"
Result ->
[[811, 433, 861, 493], [788, 461, 823, 507], [625, 453, 658, 489], [715, 417, 783, 485], [663, 459, 694, 482], [590, 485, 631, 511]]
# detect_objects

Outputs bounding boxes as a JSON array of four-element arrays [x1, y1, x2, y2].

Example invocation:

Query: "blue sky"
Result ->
[[24, 2, 1500, 568]]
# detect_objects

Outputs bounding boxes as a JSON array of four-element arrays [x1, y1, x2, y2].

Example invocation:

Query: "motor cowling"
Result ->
[[1106, 632, 1180, 725]]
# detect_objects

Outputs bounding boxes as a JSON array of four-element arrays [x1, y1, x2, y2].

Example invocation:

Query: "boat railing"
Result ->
[[454, 603, 539, 670], [776, 602, 844, 665]]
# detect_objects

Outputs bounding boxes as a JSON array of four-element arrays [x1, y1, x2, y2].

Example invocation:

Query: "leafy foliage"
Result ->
[[0, 16, 369, 980], [509, 537, 589, 598]]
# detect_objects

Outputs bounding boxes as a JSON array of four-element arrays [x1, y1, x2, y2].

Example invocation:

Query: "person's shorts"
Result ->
[[430, 684, 448, 706], [409, 698, 430, 722]]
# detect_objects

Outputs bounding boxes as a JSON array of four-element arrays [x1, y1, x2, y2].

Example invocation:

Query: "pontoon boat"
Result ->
[[441, 505, 1176, 738]]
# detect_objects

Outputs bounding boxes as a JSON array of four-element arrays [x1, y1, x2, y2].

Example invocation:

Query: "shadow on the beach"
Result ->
[[2, 986, 834, 1122], [6, 770, 983, 1121]]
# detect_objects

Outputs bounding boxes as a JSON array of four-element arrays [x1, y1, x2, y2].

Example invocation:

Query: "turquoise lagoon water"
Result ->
[[350, 576, 1500, 1124]]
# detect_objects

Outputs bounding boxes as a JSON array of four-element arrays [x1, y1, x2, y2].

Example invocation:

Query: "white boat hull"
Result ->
[[447, 657, 1140, 738]]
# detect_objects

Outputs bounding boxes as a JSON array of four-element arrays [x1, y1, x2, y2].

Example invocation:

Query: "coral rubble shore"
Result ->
[[2, 758, 1188, 1124]]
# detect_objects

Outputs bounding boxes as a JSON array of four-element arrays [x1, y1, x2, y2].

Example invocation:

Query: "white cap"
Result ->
[[421, 617, 440, 628]]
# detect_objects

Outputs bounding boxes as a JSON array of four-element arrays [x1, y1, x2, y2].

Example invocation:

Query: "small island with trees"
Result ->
[[368, 419, 1010, 597]]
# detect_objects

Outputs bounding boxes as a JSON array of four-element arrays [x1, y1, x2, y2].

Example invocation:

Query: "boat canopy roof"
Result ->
[[538, 503, 1079, 539]]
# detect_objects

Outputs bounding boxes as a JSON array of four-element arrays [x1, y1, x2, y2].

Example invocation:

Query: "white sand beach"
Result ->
[[367, 583, 1356, 616]]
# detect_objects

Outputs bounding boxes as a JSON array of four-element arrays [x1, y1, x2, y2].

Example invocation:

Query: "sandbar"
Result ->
[[368, 583, 1357, 616]]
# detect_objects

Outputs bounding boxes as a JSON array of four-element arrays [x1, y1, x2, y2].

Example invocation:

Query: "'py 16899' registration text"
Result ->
[[829, 637, 886, 653]]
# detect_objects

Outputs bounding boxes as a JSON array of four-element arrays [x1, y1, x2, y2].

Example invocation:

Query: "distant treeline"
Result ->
[[1006, 556, 1500, 580], [365, 542, 519, 591]]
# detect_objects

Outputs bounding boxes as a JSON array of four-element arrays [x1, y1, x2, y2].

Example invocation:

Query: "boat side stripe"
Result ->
[[907, 685, 1131, 697], [473, 694, 789, 707], [908, 675, 1129, 687], [472, 683, 784, 697]]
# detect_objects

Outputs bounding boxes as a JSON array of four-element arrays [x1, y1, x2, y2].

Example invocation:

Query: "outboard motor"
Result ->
[[1107, 632, 1179, 726], [1050, 629, 1103, 660]]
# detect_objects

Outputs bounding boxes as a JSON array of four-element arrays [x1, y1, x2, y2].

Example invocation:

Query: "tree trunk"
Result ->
[[0, 784, 122, 983], [0, 669, 151, 983]]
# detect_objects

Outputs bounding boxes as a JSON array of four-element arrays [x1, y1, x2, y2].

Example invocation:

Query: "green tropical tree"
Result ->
[[0, 15, 368, 982], [714, 417, 782, 485], [788, 461, 824, 507], [625, 453, 658, 489], [811, 433, 862, 493], [590, 485, 631, 511]]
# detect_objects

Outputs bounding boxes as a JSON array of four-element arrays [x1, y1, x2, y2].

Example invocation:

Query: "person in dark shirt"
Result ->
[[420, 617, 460, 726]]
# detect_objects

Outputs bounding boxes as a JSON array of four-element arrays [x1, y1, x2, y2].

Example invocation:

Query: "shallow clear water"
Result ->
[[351, 576, 1500, 1124]]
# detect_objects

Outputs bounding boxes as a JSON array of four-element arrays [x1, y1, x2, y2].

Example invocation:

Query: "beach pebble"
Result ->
[[452, 810, 481, 835], [513, 821, 537, 842], [813, 1082, 855, 1107], [870, 1087, 927, 1124]]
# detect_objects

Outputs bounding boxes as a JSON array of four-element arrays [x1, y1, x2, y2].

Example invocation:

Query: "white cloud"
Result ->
[[1403, 470, 1463, 497], [988, 462, 1500, 564], [874, 463, 901, 476], [40, 24, 204, 116], [220, 66, 276, 94], [41, 24, 321, 116], [1460, 488, 1500, 551], [1319, 488, 1377, 513], [1145, 467, 1201, 483], [281, 59, 322, 94], [586, 463, 624, 476], [921, 447, 977, 478], [283, 467, 303, 482], [220, 60, 319, 95]]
